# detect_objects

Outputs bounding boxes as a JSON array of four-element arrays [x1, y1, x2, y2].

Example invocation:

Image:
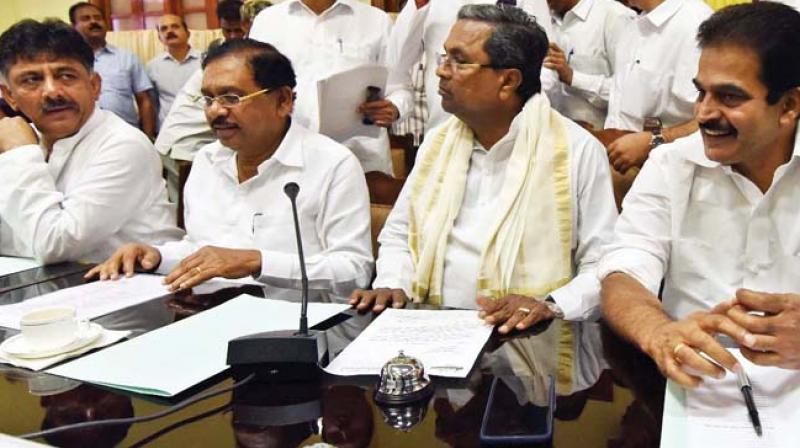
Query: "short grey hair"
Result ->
[[457, 4, 548, 101]]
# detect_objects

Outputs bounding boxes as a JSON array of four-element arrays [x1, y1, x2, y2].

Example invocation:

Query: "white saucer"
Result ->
[[0, 323, 103, 359]]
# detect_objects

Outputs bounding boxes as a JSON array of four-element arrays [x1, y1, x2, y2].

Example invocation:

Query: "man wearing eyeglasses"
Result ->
[[0, 20, 182, 263], [88, 39, 373, 302], [350, 5, 617, 331]]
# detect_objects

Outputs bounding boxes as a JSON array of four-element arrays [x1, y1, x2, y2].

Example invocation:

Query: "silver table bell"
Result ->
[[373, 350, 433, 405]]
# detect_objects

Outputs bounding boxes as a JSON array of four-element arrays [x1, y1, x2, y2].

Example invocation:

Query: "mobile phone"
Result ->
[[362, 86, 382, 125], [479, 375, 555, 445]]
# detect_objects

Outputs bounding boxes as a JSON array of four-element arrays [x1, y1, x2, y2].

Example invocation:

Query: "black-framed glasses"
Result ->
[[190, 88, 272, 108], [435, 52, 503, 72]]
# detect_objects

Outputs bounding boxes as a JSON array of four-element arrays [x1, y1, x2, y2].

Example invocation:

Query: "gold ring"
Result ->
[[673, 343, 687, 357], [517, 307, 532, 315], [194, 267, 202, 274]]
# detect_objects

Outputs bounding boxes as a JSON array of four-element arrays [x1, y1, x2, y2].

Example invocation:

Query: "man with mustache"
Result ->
[[0, 20, 182, 263], [69, 2, 157, 140], [599, 2, 800, 387], [146, 15, 202, 131], [350, 5, 617, 331], [88, 39, 373, 302]]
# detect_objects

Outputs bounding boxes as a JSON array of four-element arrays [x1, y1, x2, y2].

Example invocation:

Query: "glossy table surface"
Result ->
[[0, 266, 662, 448]]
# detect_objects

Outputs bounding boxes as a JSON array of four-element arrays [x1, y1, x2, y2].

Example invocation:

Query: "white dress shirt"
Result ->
[[598, 130, 800, 319], [388, 0, 554, 131], [156, 121, 374, 302], [374, 110, 618, 320], [146, 48, 203, 129], [0, 109, 183, 263], [249, 0, 394, 174], [545, 0, 634, 129], [153, 69, 212, 162], [604, 0, 711, 131]]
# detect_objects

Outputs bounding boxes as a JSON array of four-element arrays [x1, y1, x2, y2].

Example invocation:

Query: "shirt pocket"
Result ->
[[618, 62, 664, 122], [570, 52, 609, 76], [252, 211, 322, 254], [102, 72, 132, 94]]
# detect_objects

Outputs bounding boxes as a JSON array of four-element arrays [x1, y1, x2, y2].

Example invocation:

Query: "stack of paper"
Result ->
[[325, 309, 493, 378], [317, 64, 388, 142], [661, 349, 800, 447], [0, 257, 42, 277], [48, 295, 349, 396]]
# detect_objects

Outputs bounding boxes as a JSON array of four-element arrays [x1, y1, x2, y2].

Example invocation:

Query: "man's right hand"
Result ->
[[84, 243, 162, 280], [641, 310, 750, 388], [349, 288, 408, 313], [0, 117, 38, 152]]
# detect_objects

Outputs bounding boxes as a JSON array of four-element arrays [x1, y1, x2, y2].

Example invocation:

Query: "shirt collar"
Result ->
[[288, 0, 353, 15], [97, 45, 115, 55], [643, 0, 683, 28], [163, 47, 201, 63], [207, 119, 304, 175], [568, 0, 595, 22]]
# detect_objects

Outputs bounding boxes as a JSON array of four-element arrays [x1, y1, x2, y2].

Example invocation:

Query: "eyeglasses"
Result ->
[[436, 52, 503, 72], [191, 88, 271, 108]]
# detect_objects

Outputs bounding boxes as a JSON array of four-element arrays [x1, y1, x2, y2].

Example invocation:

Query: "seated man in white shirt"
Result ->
[[0, 19, 182, 264], [350, 5, 617, 332], [88, 39, 373, 301], [542, 0, 634, 130], [599, 2, 800, 387]]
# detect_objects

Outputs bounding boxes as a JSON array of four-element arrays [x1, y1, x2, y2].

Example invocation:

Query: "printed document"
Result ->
[[0, 257, 42, 277], [661, 349, 800, 447], [48, 295, 348, 396], [325, 309, 493, 378], [0, 274, 171, 329], [317, 64, 387, 142]]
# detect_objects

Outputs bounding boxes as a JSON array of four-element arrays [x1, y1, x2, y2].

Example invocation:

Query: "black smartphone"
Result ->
[[479, 375, 554, 445], [362, 86, 382, 125]]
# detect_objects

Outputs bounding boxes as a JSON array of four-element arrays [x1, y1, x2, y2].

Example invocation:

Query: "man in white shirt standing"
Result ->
[[0, 19, 182, 264], [350, 5, 617, 332], [603, 0, 711, 176], [146, 15, 202, 130], [600, 2, 800, 387], [88, 39, 373, 302], [248, 0, 395, 174], [542, 0, 634, 130]]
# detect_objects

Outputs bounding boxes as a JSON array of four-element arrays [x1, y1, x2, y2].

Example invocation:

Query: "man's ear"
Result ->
[[498, 68, 523, 102], [90, 71, 102, 101], [779, 87, 800, 125], [276, 85, 294, 117], [0, 83, 19, 111]]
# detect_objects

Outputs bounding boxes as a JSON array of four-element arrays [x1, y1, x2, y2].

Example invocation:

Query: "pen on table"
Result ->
[[736, 366, 762, 437]]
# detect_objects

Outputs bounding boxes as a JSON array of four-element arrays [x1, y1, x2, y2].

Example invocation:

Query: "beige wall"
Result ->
[[0, 0, 75, 33]]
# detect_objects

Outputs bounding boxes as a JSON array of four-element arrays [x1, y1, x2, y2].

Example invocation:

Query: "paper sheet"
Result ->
[[0, 274, 172, 329], [317, 64, 387, 142], [324, 309, 493, 378], [0, 257, 42, 277], [47, 295, 349, 396], [661, 349, 800, 447]]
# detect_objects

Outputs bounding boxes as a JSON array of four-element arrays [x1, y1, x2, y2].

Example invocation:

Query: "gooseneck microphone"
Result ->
[[283, 182, 309, 336]]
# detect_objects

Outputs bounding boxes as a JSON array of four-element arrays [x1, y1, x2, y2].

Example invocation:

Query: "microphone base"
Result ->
[[227, 329, 327, 383]]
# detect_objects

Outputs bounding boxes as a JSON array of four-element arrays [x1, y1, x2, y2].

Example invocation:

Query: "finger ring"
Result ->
[[673, 342, 687, 357], [194, 267, 202, 274], [517, 307, 532, 315]]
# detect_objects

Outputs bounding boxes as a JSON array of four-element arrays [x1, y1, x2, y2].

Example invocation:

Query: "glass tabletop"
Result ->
[[0, 271, 653, 448]]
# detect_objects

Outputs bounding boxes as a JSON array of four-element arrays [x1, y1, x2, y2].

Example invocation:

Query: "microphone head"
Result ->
[[284, 182, 300, 200]]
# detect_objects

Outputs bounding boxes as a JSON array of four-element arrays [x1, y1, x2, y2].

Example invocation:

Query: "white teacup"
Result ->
[[19, 307, 87, 351]]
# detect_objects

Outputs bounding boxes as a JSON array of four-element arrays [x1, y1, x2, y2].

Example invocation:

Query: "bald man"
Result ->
[[146, 14, 202, 129]]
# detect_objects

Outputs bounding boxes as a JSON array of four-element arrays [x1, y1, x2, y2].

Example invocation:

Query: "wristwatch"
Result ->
[[544, 296, 565, 319], [643, 116, 665, 150]]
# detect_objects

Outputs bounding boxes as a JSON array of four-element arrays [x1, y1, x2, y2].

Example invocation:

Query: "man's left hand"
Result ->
[[357, 100, 399, 128], [726, 289, 800, 369], [477, 295, 555, 334], [164, 246, 262, 291], [542, 42, 574, 86], [607, 131, 652, 174], [0, 117, 38, 152]]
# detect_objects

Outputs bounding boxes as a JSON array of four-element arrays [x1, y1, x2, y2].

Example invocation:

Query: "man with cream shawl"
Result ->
[[350, 4, 617, 333]]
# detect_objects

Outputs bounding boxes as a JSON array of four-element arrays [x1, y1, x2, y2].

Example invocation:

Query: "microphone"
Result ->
[[283, 182, 309, 335], [226, 182, 333, 382]]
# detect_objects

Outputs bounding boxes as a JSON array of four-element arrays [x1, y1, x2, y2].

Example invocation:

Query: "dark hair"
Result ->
[[697, 2, 800, 104], [216, 0, 244, 22], [0, 19, 94, 79], [457, 4, 548, 102], [68, 2, 103, 25], [202, 38, 296, 90]]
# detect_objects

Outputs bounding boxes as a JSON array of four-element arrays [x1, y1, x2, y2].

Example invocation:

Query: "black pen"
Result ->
[[736, 367, 762, 437]]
